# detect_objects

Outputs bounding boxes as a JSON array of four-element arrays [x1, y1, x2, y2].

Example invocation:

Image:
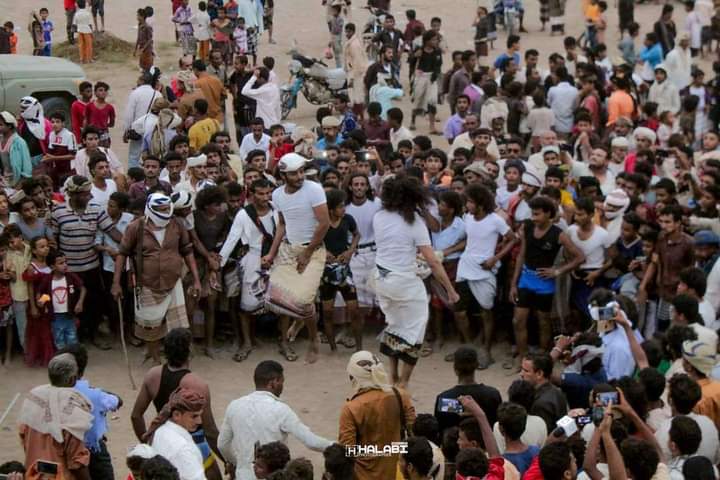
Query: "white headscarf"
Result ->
[[604, 188, 630, 220], [19, 96, 46, 140], [347, 351, 392, 395], [145, 193, 174, 228]]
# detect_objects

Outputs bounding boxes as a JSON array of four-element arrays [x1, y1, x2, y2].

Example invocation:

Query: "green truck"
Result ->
[[0, 54, 85, 127]]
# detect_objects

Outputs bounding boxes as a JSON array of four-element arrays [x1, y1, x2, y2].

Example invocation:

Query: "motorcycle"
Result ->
[[280, 51, 348, 120], [362, 5, 390, 62]]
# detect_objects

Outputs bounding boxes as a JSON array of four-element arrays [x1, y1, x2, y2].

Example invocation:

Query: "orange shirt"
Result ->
[[694, 378, 720, 432], [194, 73, 225, 123], [10, 33, 18, 53], [607, 90, 635, 126], [19, 424, 90, 479]]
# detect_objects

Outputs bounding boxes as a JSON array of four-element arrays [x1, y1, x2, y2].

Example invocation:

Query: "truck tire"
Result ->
[[40, 97, 72, 130]]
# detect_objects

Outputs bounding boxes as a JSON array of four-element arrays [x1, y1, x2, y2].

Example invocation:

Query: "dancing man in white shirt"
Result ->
[[218, 360, 332, 480]]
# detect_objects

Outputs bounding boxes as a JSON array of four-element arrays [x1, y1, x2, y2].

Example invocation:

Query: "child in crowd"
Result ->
[[73, 0, 94, 64], [320, 189, 360, 352], [192, 1, 212, 62], [71, 82, 93, 141], [233, 16, 248, 55], [22, 236, 54, 367], [44, 112, 78, 190], [28, 11, 46, 56], [15, 197, 52, 242], [3, 22, 18, 54], [5, 225, 30, 353], [657, 110, 676, 149], [84, 81, 116, 148], [0, 235, 14, 365], [497, 402, 540, 476], [39, 8, 54, 56], [36, 250, 86, 350]]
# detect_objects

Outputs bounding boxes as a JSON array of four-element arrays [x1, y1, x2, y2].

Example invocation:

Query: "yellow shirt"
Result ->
[[560, 189, 575, 207], [7, 244, 31, 301], [188, 117, 220, 153]]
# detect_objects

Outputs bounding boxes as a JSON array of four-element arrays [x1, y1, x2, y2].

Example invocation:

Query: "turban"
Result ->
[[171, 190, 194, 210], [19, 96, 46, 140], [127, 444, 156, 460], [633, 127, 656, 144], [611, 137, 629, 148], [143, 388, 206, 443], [64, 175, 92, 194], [347, 351, 392, 395], [604, 188, 630, 219], [521, 168, 542, 188], [187, 154, 207, 168], [145, 192, 173, 228]]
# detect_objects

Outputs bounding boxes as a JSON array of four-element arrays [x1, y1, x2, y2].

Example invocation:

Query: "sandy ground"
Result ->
[[0, 0, 704, 477]]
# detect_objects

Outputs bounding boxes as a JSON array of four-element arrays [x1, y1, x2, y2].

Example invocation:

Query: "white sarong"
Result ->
[[350, 246, 377, 307]]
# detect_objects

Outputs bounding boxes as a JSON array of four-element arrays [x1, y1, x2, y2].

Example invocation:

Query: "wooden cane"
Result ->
[[117, 298, 137, 390]]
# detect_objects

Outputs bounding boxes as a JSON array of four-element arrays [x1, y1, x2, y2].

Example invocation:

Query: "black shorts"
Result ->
[[454, 280, 478, 313], [263, 14, 273, 28], [319, 280, 358, 303], [92, 0, 104, 16], [516, 287, 553, 312]]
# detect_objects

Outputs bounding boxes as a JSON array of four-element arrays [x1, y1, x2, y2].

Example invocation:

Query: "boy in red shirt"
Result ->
[[84, 81, 115, 147], [268, 124, 293, 172], [44, 111, 77, 189], [71, 81, 93, 141]]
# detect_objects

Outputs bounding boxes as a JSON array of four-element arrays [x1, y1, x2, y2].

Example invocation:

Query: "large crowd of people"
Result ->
[[3, 0, 720, 478]]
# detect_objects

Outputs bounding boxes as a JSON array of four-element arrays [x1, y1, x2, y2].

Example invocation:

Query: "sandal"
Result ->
[[339, 335, 356, 349], [232, 348, 252, 362], [444, 352, 455, 362], [419, 343, 433, 357], [279, 345, 299, 362]]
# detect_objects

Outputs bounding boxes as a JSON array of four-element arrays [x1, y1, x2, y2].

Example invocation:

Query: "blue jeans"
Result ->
[[52, 313, 78, 349], [12, 301, 27, 349], [42, 44, 52, 56], [128, 139, 143, 169]]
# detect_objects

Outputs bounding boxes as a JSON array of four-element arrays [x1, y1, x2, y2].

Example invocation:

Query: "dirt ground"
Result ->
[[0, 0, 704, 477]]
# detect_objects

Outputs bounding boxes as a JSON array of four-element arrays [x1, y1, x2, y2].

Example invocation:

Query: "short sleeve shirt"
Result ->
[[373, 210, 431, 272], [272, 181, 327, 245], [323, 214, 357, 256]]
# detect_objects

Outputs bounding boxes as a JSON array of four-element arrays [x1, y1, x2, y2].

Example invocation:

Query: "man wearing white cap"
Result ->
[[648, 64, 681, 116], [625, 127, 657, 174], [315, 116, 344, 152], [174, 154, 210, 195], [609, 137, 629, 175], [508, 166, 542, 226], [264, 153, 330, 363]]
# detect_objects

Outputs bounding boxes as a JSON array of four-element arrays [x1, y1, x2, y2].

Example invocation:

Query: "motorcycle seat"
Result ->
[[292, 53, 316, 68]]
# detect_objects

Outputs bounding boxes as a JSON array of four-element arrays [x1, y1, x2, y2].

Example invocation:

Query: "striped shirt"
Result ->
[[49, 202, 115, 272]]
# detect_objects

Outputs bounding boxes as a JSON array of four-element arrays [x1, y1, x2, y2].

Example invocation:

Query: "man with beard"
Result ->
[[50, 175, 122, 350], [219, 178, 278, 362], [345, 173, 382, 348], [132, 328, 224, 480], [112, 193, 201, 365], [364, 45, 399, 96], [588, 148, 616, 196], [129, 156, 173, 202], [264, 153, 330, 363]]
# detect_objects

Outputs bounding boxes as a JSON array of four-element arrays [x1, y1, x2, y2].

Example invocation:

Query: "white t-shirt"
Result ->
[[373, 210, 431, 272], [90, 179, 117, 208], [655, 413, 720, 464], [345, 198, 381, 245], [567, 224, 612, 269], [52, 277, 69, 313], [457, 212, 510, 281], [272, 180, 327, 245]]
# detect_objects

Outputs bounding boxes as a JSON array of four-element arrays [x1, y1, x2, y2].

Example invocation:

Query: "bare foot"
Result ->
[[304, 340, 320, 364]]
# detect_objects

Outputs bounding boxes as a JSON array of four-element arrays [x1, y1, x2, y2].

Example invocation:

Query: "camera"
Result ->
[[598, 306, 615, 321], [591, 406, 605, 426]]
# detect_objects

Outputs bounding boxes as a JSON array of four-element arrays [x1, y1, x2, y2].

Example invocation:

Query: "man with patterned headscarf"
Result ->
[[50, 175, 122, 350], [339, 351, 416, 480], [17, 96, 52, 171], [19, 353, 93, 479], [145, 387, 207, 480], [112, 192, 201, 364], [601, 188, 630, 244]]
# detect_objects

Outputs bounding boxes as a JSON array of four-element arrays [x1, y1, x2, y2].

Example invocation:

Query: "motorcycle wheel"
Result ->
[[281, 90, 294, 120]]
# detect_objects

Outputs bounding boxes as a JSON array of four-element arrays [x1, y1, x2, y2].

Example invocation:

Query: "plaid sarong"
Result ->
[[134, 279, 188, 341]]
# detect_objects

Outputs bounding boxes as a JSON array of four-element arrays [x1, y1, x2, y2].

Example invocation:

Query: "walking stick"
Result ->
[[0, 393, 20, 427], [117, 298, 137, 390]]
